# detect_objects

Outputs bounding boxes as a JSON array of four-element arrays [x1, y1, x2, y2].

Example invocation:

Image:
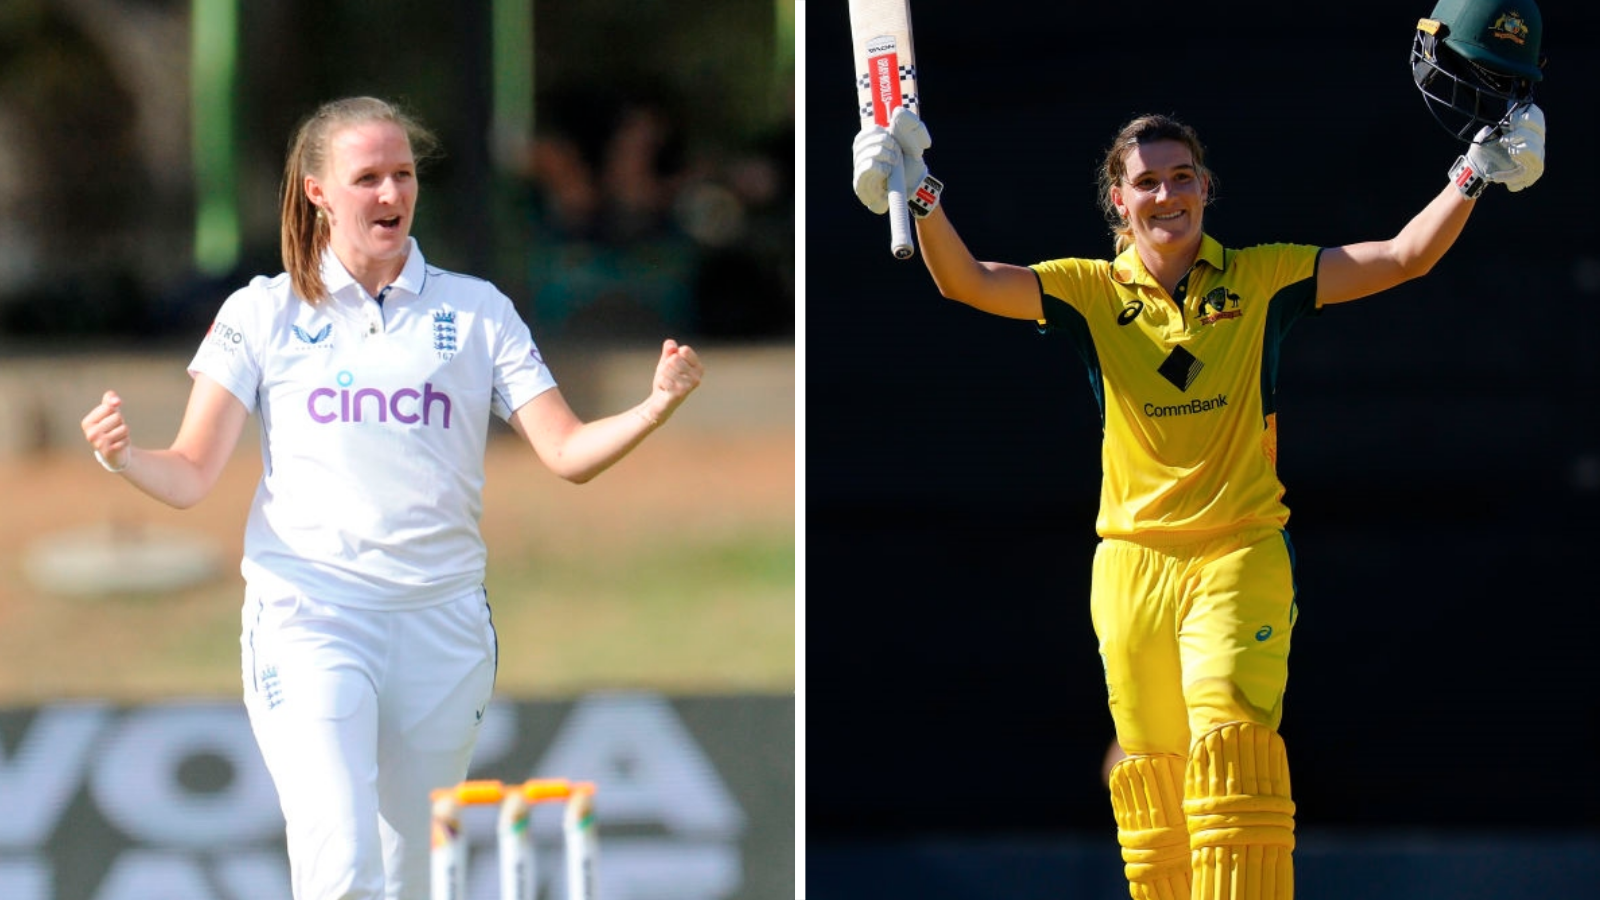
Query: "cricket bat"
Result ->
[[849, 0, 920, 260]]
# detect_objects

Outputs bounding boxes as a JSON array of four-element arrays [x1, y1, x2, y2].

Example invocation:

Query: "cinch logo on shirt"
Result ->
[[307, 370, 454, 429]]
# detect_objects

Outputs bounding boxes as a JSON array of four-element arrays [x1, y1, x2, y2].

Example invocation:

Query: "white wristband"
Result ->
[[94, 449, 129, 473]]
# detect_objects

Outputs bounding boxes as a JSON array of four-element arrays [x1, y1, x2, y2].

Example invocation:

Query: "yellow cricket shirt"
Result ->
[[1032, 235, 1321, 542]]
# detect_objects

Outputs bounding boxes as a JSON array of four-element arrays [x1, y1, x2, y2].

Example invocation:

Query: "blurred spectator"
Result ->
[[0, 4, 154, 339], [515, 89, 696, 341], [687, 106, 793, 340], [515, 86, 793, 343]]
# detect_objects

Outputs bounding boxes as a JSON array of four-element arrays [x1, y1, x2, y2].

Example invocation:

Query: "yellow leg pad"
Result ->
[[1184, 722, 1295, 900], [1108, 754, 1191, 900]]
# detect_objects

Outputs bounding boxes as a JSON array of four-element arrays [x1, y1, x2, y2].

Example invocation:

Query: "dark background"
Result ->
[[805, 0, 1600, 856]]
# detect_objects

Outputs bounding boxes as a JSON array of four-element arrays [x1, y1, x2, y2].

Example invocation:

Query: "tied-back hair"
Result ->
[[1095, 114, 1215, 256], [279, 96, 442, 304]]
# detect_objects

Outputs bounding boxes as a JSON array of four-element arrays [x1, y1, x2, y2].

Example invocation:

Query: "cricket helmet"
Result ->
[[1411, 0, 1544, 141]]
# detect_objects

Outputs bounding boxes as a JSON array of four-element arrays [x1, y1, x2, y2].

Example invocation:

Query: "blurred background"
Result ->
[[0, 0, 794, 345], [0, 1, 794, 899], [807, 1, 1599, 898]]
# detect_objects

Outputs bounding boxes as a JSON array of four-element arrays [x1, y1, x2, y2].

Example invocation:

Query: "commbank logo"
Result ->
[[1143, 393, 1227, 418], [1157, 345, 1204, 392], [307, 370, 453, 429]]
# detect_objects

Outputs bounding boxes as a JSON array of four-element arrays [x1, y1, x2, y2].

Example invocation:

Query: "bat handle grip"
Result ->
[[887, 157, 915, 260]]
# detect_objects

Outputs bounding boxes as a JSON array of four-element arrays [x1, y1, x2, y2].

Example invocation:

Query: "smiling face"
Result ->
[[303, 120, 417, 291], [1109, 139, 1208, 260]]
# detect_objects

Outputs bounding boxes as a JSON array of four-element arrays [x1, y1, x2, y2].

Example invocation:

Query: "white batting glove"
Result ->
[[1451, 103, 1546, 197], [852, 107, 935, 215], [850, 125, 897, 215], [1493, 102, 1545, 191]]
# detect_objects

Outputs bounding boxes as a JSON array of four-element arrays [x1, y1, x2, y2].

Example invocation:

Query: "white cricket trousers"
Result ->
[[241, 587, 498, 900]]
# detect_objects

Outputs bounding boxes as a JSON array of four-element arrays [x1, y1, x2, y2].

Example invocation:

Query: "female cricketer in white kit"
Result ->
[[79, 96, 704, 900]]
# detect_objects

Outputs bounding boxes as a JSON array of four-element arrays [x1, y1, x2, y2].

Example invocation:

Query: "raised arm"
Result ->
[[80, 373, 249, 509], [1317, 181, 1474, 305], [853, 108, 1042, 321], [508, 338, 703, 484], [913, 206, 1045, 321], [1319, 103, 1545, 306]]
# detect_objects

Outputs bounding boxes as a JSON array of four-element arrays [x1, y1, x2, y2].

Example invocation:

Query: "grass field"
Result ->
[[0, 348, 796, 704]]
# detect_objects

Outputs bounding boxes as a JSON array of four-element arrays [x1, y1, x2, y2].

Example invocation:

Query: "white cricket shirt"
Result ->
[[190, 239, 558, 609]]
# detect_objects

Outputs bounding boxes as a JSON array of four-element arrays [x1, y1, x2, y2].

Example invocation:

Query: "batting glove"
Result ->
[[852, 108, 941, 216], [1450, 103, 1546, 198]]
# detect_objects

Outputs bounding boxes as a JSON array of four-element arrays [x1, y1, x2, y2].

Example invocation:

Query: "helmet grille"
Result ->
[[1411, 28, 1534, 142]]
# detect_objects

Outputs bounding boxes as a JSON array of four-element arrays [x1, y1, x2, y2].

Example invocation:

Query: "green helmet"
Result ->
[[1411, 0, 1545, 141], [1430, 0, 1542, 80]]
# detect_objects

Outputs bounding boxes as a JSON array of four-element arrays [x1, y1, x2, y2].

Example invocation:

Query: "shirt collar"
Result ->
[[319, 237, 427, 302], [1110, 233, 1227, 287]]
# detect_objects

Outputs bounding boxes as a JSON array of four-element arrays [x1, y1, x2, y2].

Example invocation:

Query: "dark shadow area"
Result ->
[[805, 2, 1600, 877]]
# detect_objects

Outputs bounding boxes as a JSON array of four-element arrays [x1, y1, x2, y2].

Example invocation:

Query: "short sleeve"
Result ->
[[487, 295, 559, 420], [187, 284, 265, 412], [1031, 257, 1104, 331]]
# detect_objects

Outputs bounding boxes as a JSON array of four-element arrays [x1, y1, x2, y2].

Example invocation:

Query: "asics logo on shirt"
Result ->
[[307, 370, 454, 429], [1116, 300, 1143, 326]]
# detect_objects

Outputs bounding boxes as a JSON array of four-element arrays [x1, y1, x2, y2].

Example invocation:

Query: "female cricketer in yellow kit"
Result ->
[[849, 3, 1546, 897]]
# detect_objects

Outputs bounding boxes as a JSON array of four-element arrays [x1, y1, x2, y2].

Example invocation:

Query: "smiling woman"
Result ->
[[848, 13, 1549, 888], [303, 122, 418, 291], [75, 94, 706, 900], [1095, 116, 1214, 296], [280, 97, 440, 305]]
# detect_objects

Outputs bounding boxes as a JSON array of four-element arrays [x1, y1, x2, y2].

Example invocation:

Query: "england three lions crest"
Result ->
[[433, 310, 458, 360]]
